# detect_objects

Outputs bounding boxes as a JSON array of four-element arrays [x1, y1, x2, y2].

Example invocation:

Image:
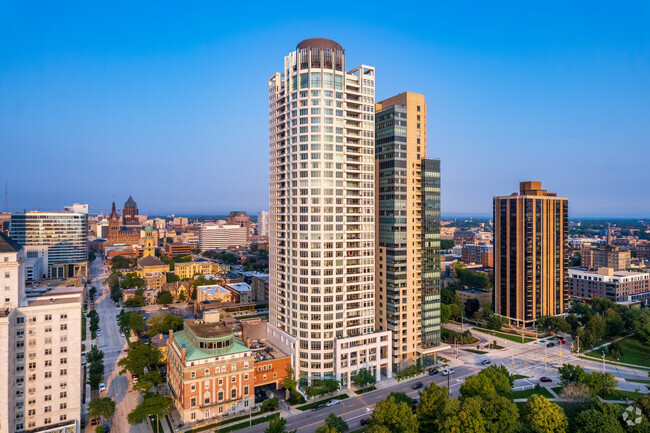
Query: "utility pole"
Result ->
[[545, 346, 547, 370], [602, 352, 606, 373]]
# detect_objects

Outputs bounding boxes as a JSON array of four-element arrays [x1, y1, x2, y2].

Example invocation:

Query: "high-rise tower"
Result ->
[[268, 38, 392, 386], [493, 181, 569, 327], [374, 92, 443, 370]]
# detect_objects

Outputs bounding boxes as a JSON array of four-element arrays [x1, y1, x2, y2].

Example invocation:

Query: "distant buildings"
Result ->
[[174, 260, 228, 280], [493, 182, 569, 327], [256, 211, 269, 237], [581, 229, 632, 271], [0, 233, 83, 432], [569, 267, 650, 304], [107, 200, 140, 246], [227, 211, 251, 241], [196, 282, 252, 303], [199, 224, 247, 251], [251, 275, 269, 302], [122, 196, 140, 230], [164, 243, 193, 258], [374, 91, 443, 370], [9, 203, 89, 278], [461, 244, 494, 268]]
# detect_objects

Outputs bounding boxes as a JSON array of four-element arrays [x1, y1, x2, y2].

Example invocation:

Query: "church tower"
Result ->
[[143, 224, 156, 258], [108, 200, 120, 243]]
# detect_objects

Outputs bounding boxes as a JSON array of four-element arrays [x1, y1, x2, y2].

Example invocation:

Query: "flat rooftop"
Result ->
[[185, 320, 234, 339]]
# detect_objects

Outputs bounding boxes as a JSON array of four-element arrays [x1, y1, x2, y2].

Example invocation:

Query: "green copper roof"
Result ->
[[172, 329, 250, 361], [145, 225, 153, 232], [124, 196, 137, 207]]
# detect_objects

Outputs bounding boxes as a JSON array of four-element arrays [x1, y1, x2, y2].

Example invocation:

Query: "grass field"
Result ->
[[512, 375, 529, 380], [625, 378, 650, 384], [603, 389, 647, 401], [510, 387, 554, 400], [583, 336, 650, 368], [473, 327, 536, 344], [552, 386, 564, 395], [354, 386, 377, 395], [236, 313, 270, 320], [464, 349, 487, 354]]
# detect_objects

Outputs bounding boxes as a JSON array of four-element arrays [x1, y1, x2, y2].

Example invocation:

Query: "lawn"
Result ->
[[296, 394, 350, 411], [464, 349, 487, 355], [625, 378, 650, 384], [603, 389, 647, 401], [583, 336, 650, 368], [237, 313, 270, 320], [185, 411, 264, 433], [354, 386, 377, 395], [216, 414, 279, 433], [510, 387, 554, 400], [473, 327, 536, 344], [551, 386, 564, 395], [81, 313, 87, 341], [512, 375, 529, 380]]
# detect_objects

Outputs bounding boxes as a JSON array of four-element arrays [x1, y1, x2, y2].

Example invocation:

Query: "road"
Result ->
[[88, 256, 150, 433], [233, 365, 478, 433]]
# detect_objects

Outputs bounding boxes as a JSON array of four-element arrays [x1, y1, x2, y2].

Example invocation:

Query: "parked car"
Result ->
[[312, 403, 325, 411], [412, 382, 424, 390], [326, 399, 341, 407], [132, 374, 138, 384], [551, 363, 563, 369], [558, 340, 566, 344], [441, 369, 455, 376], [546, 342, 555, 348], [540, 377, 552, 383], [360, 418, 370, 426], [97, 330, 102, 336], [429, 369, 439, 376], [98, 383, 106, 392], [481, 359, 491, 365], [120, 330, 125, 337]]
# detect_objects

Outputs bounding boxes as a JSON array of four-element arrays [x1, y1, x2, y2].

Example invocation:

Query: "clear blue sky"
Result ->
[[1, 1, 648, 217]]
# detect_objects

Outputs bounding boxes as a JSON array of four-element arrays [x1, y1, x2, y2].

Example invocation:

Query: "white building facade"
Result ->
[[257, 211, 269, 237], [268, 38, 391, 386], [198, 224, 247, 251], [0, 233, 82, 433]]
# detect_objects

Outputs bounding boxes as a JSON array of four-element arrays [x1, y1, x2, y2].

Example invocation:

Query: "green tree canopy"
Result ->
[[132, 371, 163, 393], [585, 372, 617, 397], [573, 402, 624, 433], [264, 416, 296, 433], [322, 413, 348, 433], [352, 368, 376, 389], [88, 397, 116, 422], [388, 392, 414, 407], [122, 272, 146, 289], [156, 291, 173, 305], [166, 272, 180, 283], [147, 313, 183, 336], [304, 379, 339, 398], [370, 396, 419, 433], [523, 395, 568, 433], [558, 364, 588, 386], [127, 392, 174, 433], [480, 394, 520, 433], [118, 341, 163, 376], [441, 396, 486, 433], [111, 256, 132, 270]]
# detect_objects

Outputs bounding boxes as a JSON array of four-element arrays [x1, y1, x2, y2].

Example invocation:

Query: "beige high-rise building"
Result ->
[[374, 92, 443, 370], [0, 232, 83, 433], [493, 182, 569, 327], [268, 38, 392, 386]]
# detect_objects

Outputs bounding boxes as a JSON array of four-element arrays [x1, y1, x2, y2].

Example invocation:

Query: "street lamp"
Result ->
[[602, 351, 606, 373], [447, 370, 454, 397]]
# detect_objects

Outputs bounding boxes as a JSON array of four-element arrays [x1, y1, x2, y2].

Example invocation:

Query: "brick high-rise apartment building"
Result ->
[[374, 92, 443, 370], [493, 182, 569, 327], [268, 38, 392, 386]]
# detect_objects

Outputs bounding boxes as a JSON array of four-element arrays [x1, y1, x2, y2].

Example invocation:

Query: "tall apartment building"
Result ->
[[198, 224, 247, 251], [0, 233, 83, 433], [10, 204, 89, 279], [268, 38, 392, 386], [257, 211, 269, 237], [493, 182, 569, 327], [374, 92, 442, 370]]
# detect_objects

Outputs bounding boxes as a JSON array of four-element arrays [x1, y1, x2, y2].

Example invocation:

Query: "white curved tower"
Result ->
[[268, 39, 391, 386]]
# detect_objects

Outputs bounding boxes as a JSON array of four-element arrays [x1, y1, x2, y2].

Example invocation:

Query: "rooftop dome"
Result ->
[[297, 38, 343, 52]]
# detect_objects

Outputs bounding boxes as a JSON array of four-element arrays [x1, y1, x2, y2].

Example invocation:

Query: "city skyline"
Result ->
[[2, 2, 649, 216]]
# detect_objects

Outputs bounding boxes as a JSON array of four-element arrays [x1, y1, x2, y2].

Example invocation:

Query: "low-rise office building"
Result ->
[[456, 288, 492, 308], [199, 225, 247, 251], [568, 267, 650, 304]]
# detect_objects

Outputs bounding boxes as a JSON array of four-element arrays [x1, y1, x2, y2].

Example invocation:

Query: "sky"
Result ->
[[1, 1, 649, 217]]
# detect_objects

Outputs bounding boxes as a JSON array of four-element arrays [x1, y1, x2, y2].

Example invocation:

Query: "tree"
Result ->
[[165, 273, 180, 283], [480, 395, 520, 433], [157, 291, 174, 305], [441, 239, 454, 250], [370, 396, 419, 433], [441, 396, 486, 433], [558, 364, 588, 386], [88, 397, 116, 423], [262, 397, 280, 412], [460, 373, 497, 399], [216, 252, 238, 264], [177, 291, 186, 302], [522, 395, 568, 433], [283, 366, 297, 392], [440, 303, 451, 324], [122, 273, 146, 289], [486, 314, 508, 331], [118, 341, 163, 376], [88, 251, 97, 262], [125, 297, 145, 308], [315, 426, 339, 433], [352, 368, 376, 389], [322, 413, 348, 433], [585, 372, 617, 397], [264, 416, 296, 433], [574, 402, 625, 433], [608, 341, 623, 360], [388, 392, 413, 407], [89, 372, 103, 390], [417, 383, 452, 432], [86, 346, 105, 363], [111, 256, 131, 270], [441, 287, 458, 305], [464, 298, 480, 317], [132, 371, 163, 393], [127, 392, 174, 433], [449, 303, 463, 321], [127, 312, 146, 332], [89, 360, 105, 376], [478, 365, 513, 395], [305, 379, 339, 398], [160, 256, 175, 271], [147, 313, 184, 336], [559, 382, 593, 402]]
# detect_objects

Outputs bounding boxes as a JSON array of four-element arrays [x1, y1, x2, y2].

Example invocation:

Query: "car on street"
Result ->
[[429, 368, 439, 376], [360, 418, 370, 426], [97, 330, 102, 336], [441, 369, 455, 376], [326, 399, 341, 407], [99, 383, 106, 392], [546, 342, 555, 348], [540, 377, 552, 383], [120, 330, 125, 337], [132, 374, 138, 384], [481, 359, 491, 365], [551, 363, 563, 369], [312, 403, 326, 411], [558, 340, 566, 344], [412, 382, 424, 390]]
